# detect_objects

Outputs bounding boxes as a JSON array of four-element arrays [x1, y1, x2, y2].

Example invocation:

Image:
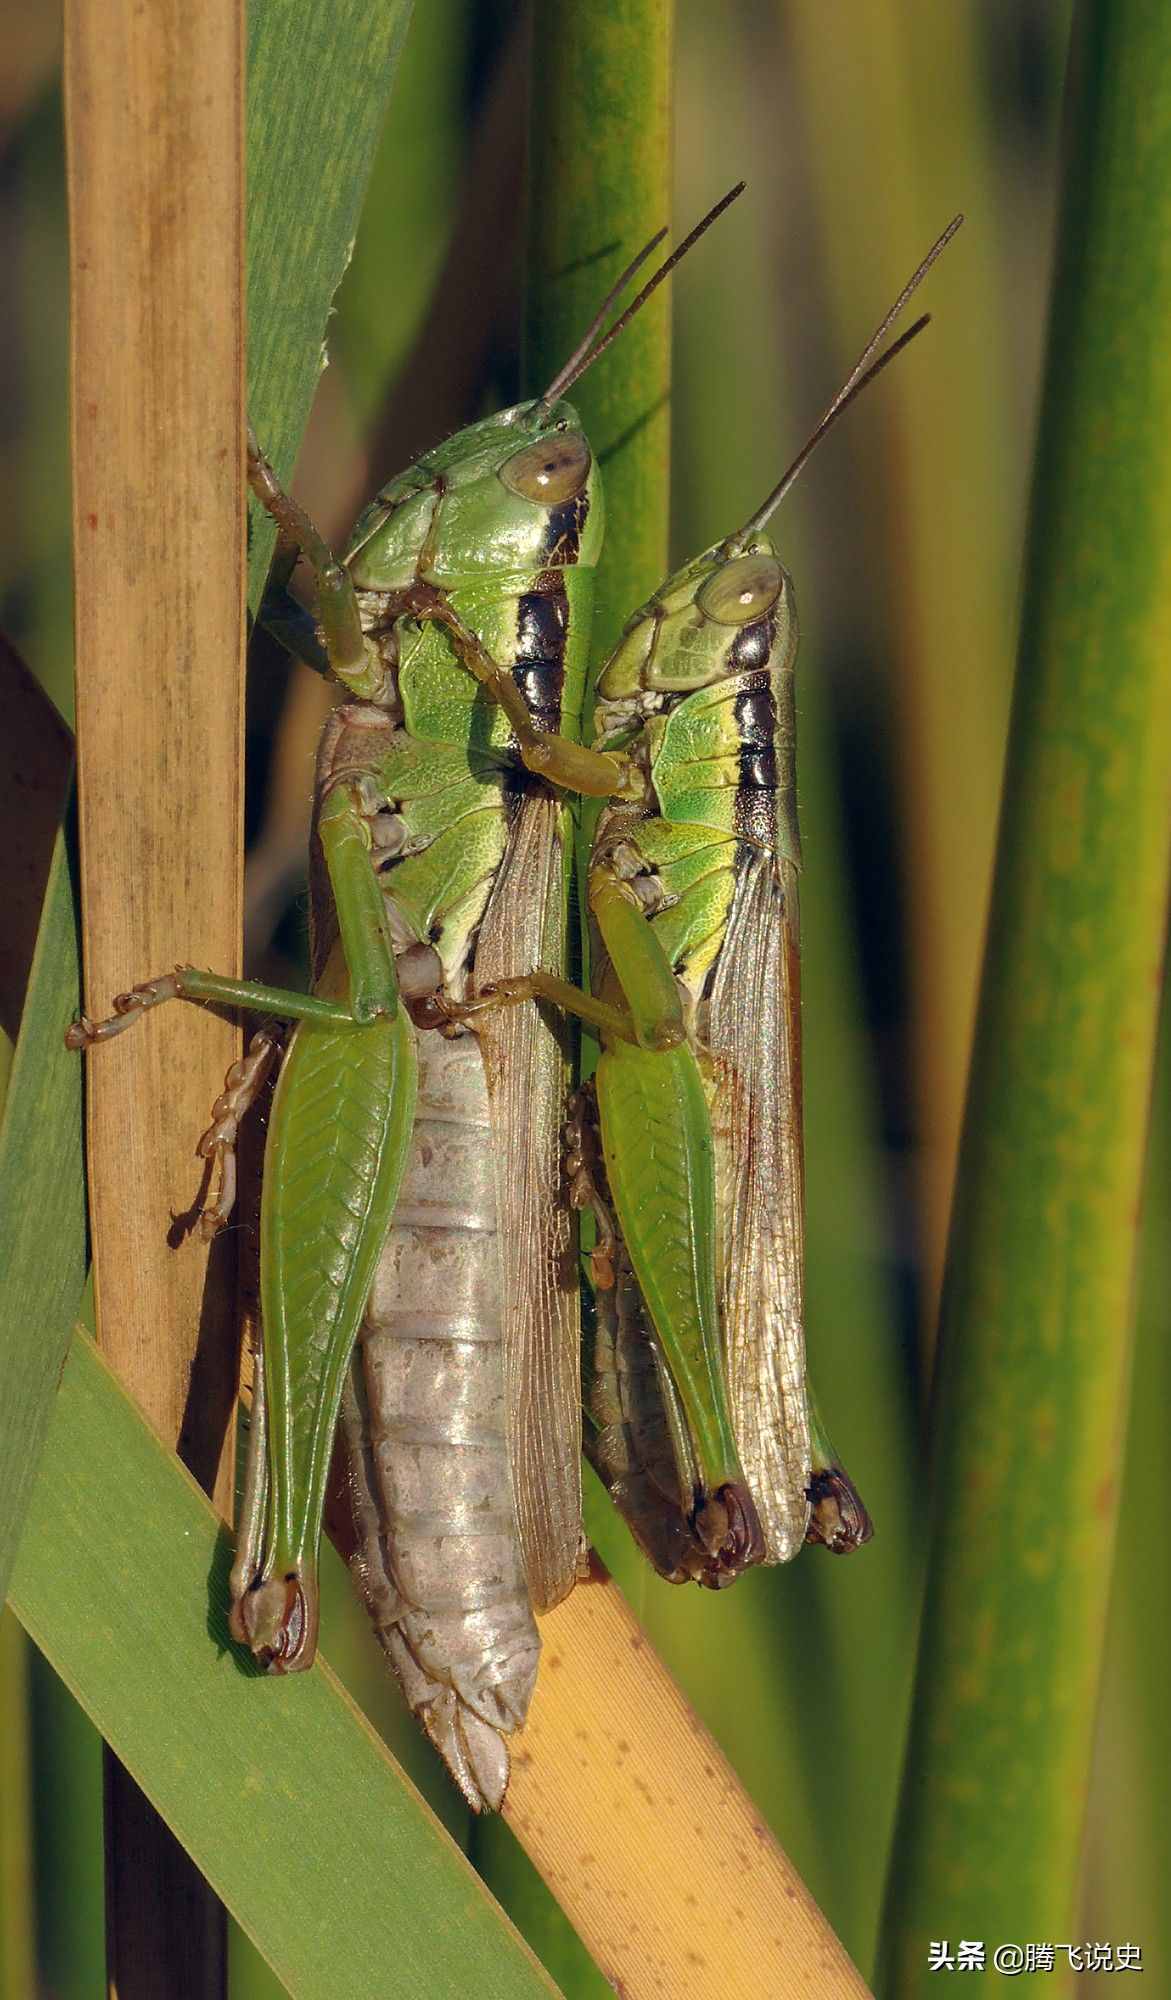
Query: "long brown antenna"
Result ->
[[534, 231, 668, 417], [732, 213, 963, 546], [536, 182, 746, 417]]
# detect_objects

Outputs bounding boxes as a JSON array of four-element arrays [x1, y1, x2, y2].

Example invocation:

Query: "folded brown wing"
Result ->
[[707, 849, 811, 1562], [474, 794, 581, 1609]]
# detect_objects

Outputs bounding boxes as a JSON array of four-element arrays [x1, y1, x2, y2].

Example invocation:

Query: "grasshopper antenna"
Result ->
[[535, 182, 746, 418], [732, 213, 963, 546]]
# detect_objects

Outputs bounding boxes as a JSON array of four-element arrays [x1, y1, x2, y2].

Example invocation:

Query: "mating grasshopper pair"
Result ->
[[69, 194, 958, 1809]]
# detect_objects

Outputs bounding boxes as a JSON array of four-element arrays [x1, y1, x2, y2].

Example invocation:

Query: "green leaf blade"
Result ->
[[246, 0, 417, 610], [0, 825, 85, 1605], [9, 1331, 557, 2000]]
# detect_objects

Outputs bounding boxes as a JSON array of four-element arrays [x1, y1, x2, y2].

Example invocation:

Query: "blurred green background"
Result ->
[[3, 3, 1166, 1995]]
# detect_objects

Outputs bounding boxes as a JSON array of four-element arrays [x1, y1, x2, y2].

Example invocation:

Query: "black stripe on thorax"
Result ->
[[727, 612, 773, 674], [730, 652, 781, 850], [731, 670, 779, 793], [541, 489, 590, 568], [513, 569, 569, 732]]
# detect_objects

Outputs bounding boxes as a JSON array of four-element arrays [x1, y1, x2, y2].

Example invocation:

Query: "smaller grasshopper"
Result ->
[[462, 218, 962, 1582]]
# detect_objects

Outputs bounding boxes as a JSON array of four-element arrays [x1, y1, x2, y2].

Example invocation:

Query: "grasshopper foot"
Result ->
[[64, 969, 188, 1047], [196, 1029, 280, 1237]]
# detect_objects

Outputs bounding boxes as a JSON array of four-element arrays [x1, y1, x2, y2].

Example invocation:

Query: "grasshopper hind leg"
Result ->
[[573, 1086, 746, 1589], [228, 1371, 320, 1673], [227, 1295, 322, 1675], [233, 1572, 318, 1674]]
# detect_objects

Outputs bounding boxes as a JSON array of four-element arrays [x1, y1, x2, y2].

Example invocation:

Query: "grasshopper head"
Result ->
[[345, 400, 602, 591], [597, 535, 796, 710], [344, 188, 761, 597], [595, 215, 962, 715]]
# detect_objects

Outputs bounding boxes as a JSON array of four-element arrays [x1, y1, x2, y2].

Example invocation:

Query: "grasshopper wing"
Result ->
[[474, 793, 582, 1610], [707, 848, 812, 1561]]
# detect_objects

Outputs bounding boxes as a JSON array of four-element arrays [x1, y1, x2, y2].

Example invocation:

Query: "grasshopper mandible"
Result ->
[[464, 218, 962, 1585], [68, 189, 744, 1809]]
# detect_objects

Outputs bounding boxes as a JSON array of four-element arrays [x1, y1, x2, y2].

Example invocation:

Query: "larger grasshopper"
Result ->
[[463, 220, 961, 1586], [68, 191, 745, 1809]]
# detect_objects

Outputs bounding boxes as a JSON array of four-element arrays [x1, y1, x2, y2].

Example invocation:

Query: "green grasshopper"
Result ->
[[67, 190, 745, 1809], [462, 218, 961, 1586]]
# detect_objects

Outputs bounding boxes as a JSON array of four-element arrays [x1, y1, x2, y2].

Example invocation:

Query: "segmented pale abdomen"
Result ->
[[339, 1026, 539, 1813]]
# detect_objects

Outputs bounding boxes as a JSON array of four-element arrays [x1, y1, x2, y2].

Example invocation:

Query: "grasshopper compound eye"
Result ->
[[499, 430, 591, 504], [697, 551, 783, 625]]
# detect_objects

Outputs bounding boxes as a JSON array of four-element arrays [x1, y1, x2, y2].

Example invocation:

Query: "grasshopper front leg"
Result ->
[[386, 581, 637, 800], [453, 861, 688, 1053], [247, 432, 637, 801], [248, 428, 384, 700]]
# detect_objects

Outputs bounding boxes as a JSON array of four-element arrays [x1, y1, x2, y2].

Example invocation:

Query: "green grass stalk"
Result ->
[[524, 0, 676, 656], [879, 4, 1171, 1987]]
